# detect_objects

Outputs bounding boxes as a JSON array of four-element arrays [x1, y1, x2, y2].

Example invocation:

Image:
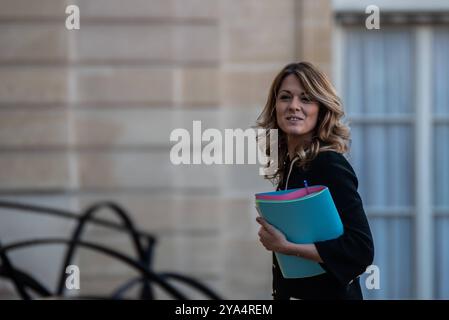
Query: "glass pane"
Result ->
[[433, 125, 449, 208], [350, 124, 414, 207], [434, 217, 449, 299], [343, 28, 416, 299], [344, 29, 414, 115], [361, 217, 414, 299], [433, 29, 449, 115]]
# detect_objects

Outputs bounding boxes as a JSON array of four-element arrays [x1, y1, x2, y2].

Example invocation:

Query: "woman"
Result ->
[[255, 62, 374, 300]]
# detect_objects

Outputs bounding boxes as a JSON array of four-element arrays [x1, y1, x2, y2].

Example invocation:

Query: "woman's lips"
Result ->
[[286, 116, 304, 124]]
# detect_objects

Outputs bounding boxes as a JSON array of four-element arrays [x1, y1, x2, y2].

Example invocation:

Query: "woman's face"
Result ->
[[275, 74, 320, 141]]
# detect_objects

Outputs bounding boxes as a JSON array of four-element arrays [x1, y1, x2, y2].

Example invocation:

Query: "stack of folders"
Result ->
[[255, 185, 343, 278]]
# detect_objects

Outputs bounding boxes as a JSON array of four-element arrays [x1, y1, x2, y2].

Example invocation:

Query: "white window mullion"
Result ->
[[415, 26, 434, 300]]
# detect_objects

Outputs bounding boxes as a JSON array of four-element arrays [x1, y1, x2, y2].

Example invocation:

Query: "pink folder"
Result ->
[[255, 185, 326, 201]]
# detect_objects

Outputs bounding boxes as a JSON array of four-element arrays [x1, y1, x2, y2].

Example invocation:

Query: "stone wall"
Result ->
[[0, 0, 333, 299]]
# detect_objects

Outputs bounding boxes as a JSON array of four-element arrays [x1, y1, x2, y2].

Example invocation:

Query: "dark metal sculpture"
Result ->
[[0, 200, 223, 300]]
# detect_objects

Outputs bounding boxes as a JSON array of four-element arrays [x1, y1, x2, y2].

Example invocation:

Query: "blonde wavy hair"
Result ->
[[256, 62, 351, 186]]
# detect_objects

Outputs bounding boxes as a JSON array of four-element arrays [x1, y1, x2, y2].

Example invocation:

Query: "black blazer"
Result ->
[[272, 150, 374, 300]]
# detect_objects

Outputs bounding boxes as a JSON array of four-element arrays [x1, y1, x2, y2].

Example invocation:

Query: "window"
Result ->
[[335, 23, 449, 299]]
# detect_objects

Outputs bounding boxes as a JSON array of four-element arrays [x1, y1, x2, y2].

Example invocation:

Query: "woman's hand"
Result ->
[[256, 216, 290, 254], [256, 217, 324, 263]]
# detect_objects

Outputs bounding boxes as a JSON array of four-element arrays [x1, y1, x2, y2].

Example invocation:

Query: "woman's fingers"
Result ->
[[258, 227, 269, 244], [255, 216, 266, 227], [258, 226, 267, 237], [256, 217, 274, 233], [257, 227, 275, 251]]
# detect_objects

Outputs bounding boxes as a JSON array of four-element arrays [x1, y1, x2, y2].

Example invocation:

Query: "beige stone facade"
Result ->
[[0, 0, 333, 299]]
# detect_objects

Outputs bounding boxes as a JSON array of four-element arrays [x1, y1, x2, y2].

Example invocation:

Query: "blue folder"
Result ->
[[255, 186, 343, 278]]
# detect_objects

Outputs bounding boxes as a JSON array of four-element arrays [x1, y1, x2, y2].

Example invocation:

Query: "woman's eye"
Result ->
[[301, 96, 312, 103], [280, 95, 291, 101]]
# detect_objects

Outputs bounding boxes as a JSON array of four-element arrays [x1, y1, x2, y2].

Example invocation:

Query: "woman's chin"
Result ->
[[284, 129, 306, 136]]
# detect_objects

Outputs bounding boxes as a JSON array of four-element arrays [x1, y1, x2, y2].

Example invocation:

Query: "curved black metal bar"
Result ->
[[0, 200, 157, 298], [110, 277, 142, 299], [0, 238, 187, 300], [0, 265, 52, 298], [0, 200, 156, 241], [0, 201, 223, 300], [160, 273, 222, 300], [138, 237, 156, 299], [110, 273, 222, 300], [56, 202, 149, 295], [0, 241, 31, 300]]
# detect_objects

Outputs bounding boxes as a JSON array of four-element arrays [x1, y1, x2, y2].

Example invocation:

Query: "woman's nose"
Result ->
[[288, 96, 302, 112]]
